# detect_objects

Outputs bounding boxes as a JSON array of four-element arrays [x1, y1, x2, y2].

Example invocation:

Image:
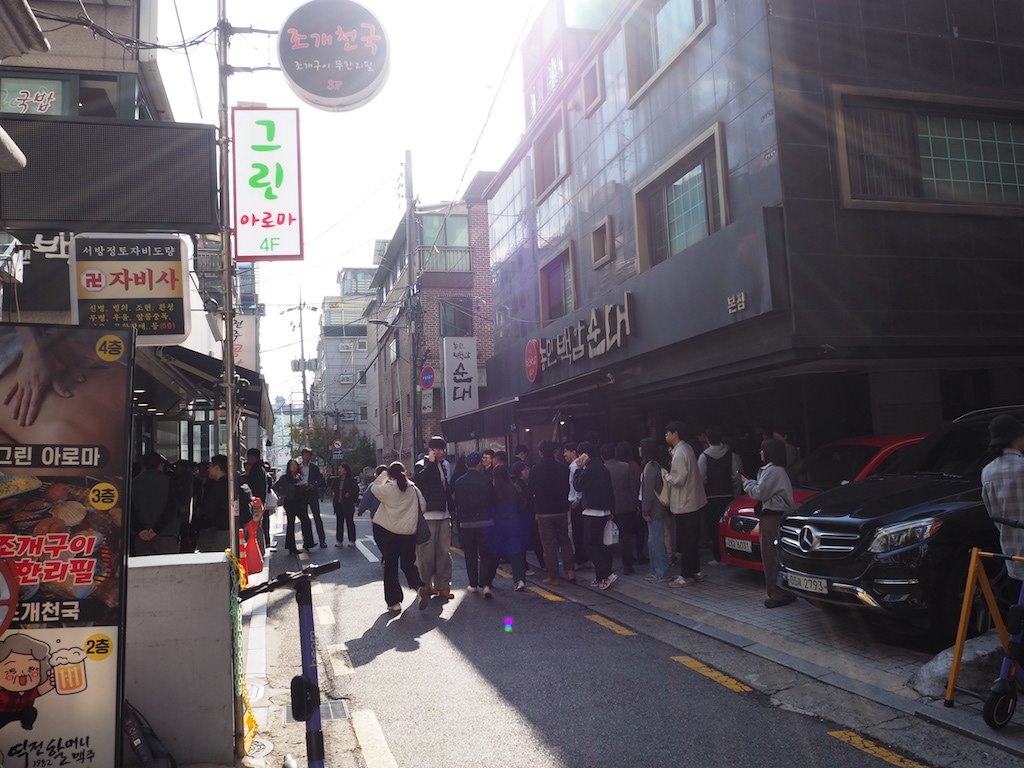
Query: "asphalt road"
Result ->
[[252, 511, 982, 768]]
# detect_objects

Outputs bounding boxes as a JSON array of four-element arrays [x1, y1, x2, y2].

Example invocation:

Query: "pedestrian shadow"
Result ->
[[344, 603, 448, 665]]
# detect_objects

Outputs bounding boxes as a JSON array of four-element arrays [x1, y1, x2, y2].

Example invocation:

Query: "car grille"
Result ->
[[728, 516, 758, 534], [780, 517, 860, 556]]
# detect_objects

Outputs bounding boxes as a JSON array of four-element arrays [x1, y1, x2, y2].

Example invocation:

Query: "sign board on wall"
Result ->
[[443, 337, 478, 418], [232, 315, 258, 370], [232, 108, 303, 261], [70, 234, 190, 346], [0, 324, 134, 766], [277, 0, 390, 112]]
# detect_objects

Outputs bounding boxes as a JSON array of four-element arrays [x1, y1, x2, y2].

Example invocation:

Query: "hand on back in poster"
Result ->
[[2, 329, 102, 428]]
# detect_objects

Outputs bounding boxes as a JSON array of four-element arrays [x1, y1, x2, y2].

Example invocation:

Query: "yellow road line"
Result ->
[[352, 710, 398, 768], [586, 614, 636, 635], [496, 568, 512, 579], [327, 644, 352, 676], [828, 732, 928, 768], [450, 546, 464, 556], [672, 656, 752, 692], [529, 586, 564, 601]]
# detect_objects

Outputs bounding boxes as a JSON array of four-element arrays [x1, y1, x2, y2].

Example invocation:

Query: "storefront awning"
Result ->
[[158, 346, 274, 430], [440, 397, 519, 443]]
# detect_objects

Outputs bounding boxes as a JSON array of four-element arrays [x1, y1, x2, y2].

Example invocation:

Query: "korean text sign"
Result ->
[[232, 108, 303, 261], [0, 324, 134, 767], [70, 234, 190, 347], [443, 337, 478, 418]]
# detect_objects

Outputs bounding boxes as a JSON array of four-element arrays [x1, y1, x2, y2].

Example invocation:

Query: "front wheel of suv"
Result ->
[[930, 551, 1006, 645]]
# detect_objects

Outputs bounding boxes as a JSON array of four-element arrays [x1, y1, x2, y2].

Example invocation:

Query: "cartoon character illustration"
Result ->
[[0, 634, 54, 730]]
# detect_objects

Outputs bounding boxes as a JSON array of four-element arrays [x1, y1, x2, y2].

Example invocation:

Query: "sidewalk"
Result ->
[[537, 555, 1024, 758]]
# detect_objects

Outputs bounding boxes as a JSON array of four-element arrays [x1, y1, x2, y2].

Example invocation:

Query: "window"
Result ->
[[591, 216, 613, 268], [358, 369, 366, 385], [533, 109, 569, 200], [392, 405, 401, 434], [625, 0, 709, 101], [837, 87, 1024, 214], [582, 57, 604, 117], [387, 338, 398, 364], [359, 406, 368, 421], [635, 124, 726, 270], [356, 340, 368, 351], [440, 298, 474, 336], [539, 245, 575, 324], [421, 214, 470, 271], [0, 70, 132, 117]]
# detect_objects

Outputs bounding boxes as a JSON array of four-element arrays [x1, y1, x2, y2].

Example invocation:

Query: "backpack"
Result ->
[[704, 450, 735, 497]]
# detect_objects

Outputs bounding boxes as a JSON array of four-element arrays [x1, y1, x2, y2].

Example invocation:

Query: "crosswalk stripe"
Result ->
[[352, 710, 398, 768], [327, 644, 352, 676], [315, 605, 336, 625]]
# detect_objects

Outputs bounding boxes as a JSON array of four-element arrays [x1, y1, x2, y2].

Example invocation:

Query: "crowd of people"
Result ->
[[362, 424, 801, 612]]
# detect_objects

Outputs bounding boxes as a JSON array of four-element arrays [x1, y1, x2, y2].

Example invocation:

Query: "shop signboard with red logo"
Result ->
[[0, 324, 133, 766], [524, 339, 540, 383], [69, 233, 189, 346]]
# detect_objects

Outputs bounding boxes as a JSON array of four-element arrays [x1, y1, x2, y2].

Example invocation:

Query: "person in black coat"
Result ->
[[331, 462, 359, 547], [530, 440, 574, 585], [572, 441, 617, 590]]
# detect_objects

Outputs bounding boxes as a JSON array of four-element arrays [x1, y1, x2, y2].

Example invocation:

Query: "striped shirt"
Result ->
[[981, 448, 1024, 580]]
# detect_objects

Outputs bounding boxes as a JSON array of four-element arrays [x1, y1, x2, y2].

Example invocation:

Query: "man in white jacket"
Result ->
[[664, 422, 707, 587]]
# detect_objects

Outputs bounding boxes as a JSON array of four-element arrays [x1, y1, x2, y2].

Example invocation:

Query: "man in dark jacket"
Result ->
[[243, 447, 270, 547], [530, 440, 574, 586], [131, 452, 179, 555], [195, 454, 231, 552], [413, 436, 455, 599], [453, 452, 498, 597], [572, 441, 617, 590]]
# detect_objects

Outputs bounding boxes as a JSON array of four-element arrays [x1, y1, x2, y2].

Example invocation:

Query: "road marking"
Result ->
[[585, 614, 636, 636], [529, 586, 564, 601], [356, 536, 379, 562], [496, 568, 512, 579], [828, 732, 928, 767], [315, 605, 336, 625], [450, 546, 464, 556], [311, 581, 323, 596], [327, 644, 352, 676], [352, 710, 398, 768], [672, 656, 752, 692]]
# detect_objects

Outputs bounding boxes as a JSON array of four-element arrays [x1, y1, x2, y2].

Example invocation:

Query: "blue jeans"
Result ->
[[647, 516, 670, 578]]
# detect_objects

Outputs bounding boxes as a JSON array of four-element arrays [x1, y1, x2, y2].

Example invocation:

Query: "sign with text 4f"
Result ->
[[442, 337, 477, 418], [232, 108, 303, 261]]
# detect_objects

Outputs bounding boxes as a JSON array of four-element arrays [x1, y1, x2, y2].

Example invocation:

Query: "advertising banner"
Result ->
[[0, 324, 133, 767], [442, 337, 477, 418], [232, 108, 303, 262], [232, 315, 258, 370], [69, 233, 190, 346]]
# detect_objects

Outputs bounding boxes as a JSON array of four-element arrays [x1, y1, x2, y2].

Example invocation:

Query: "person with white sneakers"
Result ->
[[663, 422, 707, 588]]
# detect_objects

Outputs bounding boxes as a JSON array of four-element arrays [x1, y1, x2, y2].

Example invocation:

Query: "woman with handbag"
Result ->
[[639, 438, 672, 583], [740, 438, 796, 609], [274, 459, 314, 555], [370, 462, 430, 612], [331, 462, 359, 547]]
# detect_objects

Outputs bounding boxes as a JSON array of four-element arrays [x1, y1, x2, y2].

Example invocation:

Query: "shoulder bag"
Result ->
[[655, 465, 672, 507], [415, 489, 432, 545]]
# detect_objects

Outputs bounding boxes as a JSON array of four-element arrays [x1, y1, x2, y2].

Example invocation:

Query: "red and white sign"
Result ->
[[525, 339, 540, 383], [332, 439, 343, 450], [232, 108, 304, 261]]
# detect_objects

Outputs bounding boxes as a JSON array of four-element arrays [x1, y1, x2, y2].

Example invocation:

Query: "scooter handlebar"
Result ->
[[238, 559, 341, 601], [990, 516, 1024, 530]]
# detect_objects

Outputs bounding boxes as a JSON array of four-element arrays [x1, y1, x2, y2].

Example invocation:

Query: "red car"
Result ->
[[719, 434, 926, 571]]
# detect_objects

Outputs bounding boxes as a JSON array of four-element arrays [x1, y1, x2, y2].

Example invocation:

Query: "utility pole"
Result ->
[[405, 149, 419, 465], [298, 291, 311, 434]]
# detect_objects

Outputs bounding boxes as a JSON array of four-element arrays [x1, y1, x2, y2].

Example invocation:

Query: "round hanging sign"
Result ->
[[525, 340, 540, 384], [278, 0, 390, 112]]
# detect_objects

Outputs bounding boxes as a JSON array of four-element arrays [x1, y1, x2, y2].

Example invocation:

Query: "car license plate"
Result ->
[[725, 537, 752, 553], [786, 574, 827, 594]]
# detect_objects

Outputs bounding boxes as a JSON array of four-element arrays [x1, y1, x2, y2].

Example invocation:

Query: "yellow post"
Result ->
[[944, 547, 983, 706]]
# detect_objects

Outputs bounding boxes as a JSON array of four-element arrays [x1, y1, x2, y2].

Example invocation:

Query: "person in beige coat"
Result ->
[[371, 462, 430, 612], [663, 421, 707, 587]]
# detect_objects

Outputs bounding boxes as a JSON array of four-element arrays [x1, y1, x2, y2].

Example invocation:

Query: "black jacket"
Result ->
[[453, 470, 495, 527], [413, 458, 452, 513], [572, 460, 615, 513], [529, 457, 569, 517]]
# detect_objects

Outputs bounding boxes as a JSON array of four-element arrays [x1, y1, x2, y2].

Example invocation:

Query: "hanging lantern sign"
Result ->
[[277, 0, 390, 112]]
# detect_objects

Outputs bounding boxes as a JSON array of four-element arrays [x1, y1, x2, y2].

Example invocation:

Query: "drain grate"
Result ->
[[282, 699, 350, 725]]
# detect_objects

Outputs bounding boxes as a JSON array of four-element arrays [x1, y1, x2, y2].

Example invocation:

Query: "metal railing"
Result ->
[[419, 246, 470, 272]]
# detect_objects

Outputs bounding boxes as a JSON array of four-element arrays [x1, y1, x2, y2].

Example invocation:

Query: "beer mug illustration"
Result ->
[[50, 648, 87, 695]]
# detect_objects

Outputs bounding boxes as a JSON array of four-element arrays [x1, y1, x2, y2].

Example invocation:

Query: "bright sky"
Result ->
[[156, 0, 539, 406]]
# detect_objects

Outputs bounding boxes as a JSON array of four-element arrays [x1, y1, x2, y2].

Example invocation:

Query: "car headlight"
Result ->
[[867, 518, 943, 553]]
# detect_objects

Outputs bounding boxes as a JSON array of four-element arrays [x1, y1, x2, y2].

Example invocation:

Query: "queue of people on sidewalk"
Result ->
[[359, 424, 798, 612]]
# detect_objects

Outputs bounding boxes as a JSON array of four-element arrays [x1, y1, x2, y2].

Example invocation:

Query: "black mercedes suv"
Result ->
[[776, 406, 1021, 641]]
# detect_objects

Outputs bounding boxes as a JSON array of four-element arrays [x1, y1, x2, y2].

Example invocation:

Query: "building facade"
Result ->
[[443, 0, 1024, 456]]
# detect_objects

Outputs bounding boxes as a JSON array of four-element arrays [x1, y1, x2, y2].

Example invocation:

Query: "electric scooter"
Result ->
[[239, 560, 341, 767], [983, 516, 1024, 729]]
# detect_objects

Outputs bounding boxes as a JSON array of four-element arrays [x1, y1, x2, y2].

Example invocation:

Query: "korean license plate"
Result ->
[[724, 536, 753, 553], [786, 573, 827, 594]]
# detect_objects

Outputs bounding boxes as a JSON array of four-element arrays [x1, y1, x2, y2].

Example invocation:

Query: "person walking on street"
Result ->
[[298, 448, 327, 548], [639, 438, 671, 582], [698, 426, 743, 567], [604, 443, 638, 575], [370, 462, 430, 612], [572, 441, 617, 590], [982, 414, 1024, 589], [413, 436, 455, 600], [530, 439, 575, 586], [563, 442, 591, 571], [487, 464, 532, 591], [741, 438, 796, 608], [274, 459, 314, 554], [664, 422, 707, 587], [331, 462, 359, 547], [453, 452, 498, 597]]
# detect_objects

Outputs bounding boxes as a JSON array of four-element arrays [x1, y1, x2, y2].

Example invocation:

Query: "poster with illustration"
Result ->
[[0, 324, 132, 766]]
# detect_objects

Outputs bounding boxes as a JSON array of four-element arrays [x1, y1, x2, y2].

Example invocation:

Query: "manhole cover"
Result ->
[[282, 699, 350, 725], [248, 737, 273, 758]]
